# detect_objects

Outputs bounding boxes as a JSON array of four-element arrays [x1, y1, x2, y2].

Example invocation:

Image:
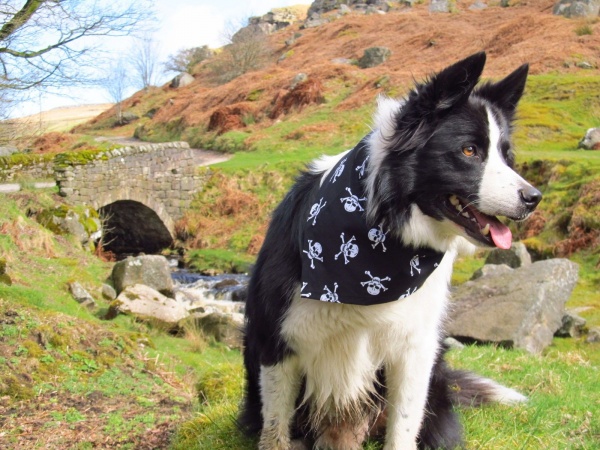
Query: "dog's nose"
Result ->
[[519, 186, 542, 209]]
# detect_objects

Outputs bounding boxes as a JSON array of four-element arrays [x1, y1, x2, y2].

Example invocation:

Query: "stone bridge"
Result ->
[[54, 142, 225, 254]]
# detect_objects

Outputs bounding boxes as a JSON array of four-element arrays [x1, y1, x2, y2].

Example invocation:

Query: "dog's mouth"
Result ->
[[443, 195, 512, 249]]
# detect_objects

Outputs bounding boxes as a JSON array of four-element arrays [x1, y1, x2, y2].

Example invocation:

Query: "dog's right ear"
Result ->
[[385, 53, 486, 153], [418, 52, 487, 115]]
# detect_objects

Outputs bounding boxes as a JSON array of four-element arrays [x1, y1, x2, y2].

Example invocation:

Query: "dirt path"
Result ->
[[94, 136, 231, 167]]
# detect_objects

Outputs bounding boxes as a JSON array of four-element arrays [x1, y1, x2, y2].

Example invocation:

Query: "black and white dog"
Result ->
[[240, 52, 542, 450]]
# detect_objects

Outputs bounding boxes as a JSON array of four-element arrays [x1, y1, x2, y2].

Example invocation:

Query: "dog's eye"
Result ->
[[462, 146, 477, 157]]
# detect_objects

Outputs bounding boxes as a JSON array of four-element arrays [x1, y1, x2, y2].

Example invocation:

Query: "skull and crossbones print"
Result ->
[[335, 233, 359, 264], [340, 187, 366, 212], [303, 240, 323, 269], [361, 271, 391, 296]]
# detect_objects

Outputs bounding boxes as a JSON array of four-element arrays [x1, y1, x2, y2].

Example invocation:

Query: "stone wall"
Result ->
[[0, 159, 54, 182], [54, 142, 208, 234]]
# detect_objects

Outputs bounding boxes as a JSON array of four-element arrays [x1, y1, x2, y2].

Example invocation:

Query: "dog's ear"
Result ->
[[418, 51, 487, 115], [475, 63, 529, 119], [384, 52, 486, 153]]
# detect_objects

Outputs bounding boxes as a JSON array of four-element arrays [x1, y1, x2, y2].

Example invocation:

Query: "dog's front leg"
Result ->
[[383, 342, 439, 450], [259, 356, 302, 450]]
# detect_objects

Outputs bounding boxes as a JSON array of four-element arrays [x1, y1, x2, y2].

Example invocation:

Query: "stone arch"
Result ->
[[93, 191, 174, 256]]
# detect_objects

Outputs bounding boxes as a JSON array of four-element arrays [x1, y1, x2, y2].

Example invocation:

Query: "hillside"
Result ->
[[76, 0, 599, 138]]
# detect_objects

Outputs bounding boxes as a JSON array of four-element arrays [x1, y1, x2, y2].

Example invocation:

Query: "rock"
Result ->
[[187, 312, 244, 348], [555, 310, 587, 338], [68, 281, 96, 309], [358, 46, 391, 69], [484, 242, 532, 268], [0, 184, 21, 193], [119, 111, 139, 125], [285, 32, 302, 46], [430, 0, 451, 12], [169, 72, 194, 89], [302, 12, 329, 29], [578, 128, 600, 150], [470, 263, 514, 280], [553, 0, 600, 17], [469, 0, 488, 9], [447, 259, 579, 354], [444, 336, 465, 350], [111, 284, 189, 326], [290, 73, 308, 89], [101, 283, 117, 301], [0, 146, 18, 157], [586, 327, 600, 343], [331, 57, 355, 65], [112, 255, 174, 297], [58, 210, 89, 245]]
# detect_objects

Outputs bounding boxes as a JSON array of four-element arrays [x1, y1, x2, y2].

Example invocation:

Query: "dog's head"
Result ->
[[367, 52, 542, 251]]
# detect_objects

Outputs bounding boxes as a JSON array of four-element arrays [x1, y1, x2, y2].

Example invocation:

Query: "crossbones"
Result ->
[[355, 155, 369, 179], [303, 240, 323, 269], [307, 197, 327, 226], [368, 224, 388, 252], [320, 283, 339, 302], [340, 187, 366, 212], [410, 255, 421, 276], [335, 233, 359, 264], [360, 271, 391, 296], [330, 158, 347, 183]]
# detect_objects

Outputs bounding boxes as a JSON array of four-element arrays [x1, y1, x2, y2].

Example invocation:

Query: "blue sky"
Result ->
[[14, 0, 312, 118]]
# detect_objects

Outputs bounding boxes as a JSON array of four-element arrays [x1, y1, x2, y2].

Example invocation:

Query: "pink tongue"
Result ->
[[489, 221, 512, 249]]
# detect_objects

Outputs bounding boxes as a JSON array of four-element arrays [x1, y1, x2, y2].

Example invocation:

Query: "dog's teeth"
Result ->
[[450, 196, 460, 206], [461, 212, 470, 218], [481, 223, 490, 236]]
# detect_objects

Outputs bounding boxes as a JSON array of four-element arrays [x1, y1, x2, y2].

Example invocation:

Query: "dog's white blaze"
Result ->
[[478, 108, 533, 217], [280, 250, 457, 449]]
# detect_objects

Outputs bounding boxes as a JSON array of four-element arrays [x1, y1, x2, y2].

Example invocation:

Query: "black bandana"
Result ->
[[300, 141, 445, 305]]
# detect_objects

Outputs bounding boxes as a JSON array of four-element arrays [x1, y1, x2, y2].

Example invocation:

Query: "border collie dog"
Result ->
[[240, 52, 542, 450]]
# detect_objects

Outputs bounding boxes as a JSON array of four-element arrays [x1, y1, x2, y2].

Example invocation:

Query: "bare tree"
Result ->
[[129, 33, 160, 90], [102, 61, 130, 125], [0, 0, 153, 92], [210, 21, 272, 83], [163, 45, 213, 74]]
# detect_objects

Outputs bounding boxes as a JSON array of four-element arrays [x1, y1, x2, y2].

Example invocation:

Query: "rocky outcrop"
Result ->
[[169, 72, 194, 89], [556, 310, 587, 338], [447, 259, 579, 354], [112, 255, 174, 297], [358, 47, 391, 68], [578, 128, 600, 150], [553, 0, 600, 17]]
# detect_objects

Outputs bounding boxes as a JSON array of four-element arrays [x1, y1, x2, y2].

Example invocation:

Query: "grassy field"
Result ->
[[0, 74, 599, 449]]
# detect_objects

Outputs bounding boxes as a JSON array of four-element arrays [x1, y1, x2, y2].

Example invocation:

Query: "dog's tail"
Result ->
[[418, 348, 526, 449], [446, 368, 527, 407]]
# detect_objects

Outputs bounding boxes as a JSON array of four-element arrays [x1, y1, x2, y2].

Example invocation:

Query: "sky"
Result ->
[[12, 0, 313, 118]]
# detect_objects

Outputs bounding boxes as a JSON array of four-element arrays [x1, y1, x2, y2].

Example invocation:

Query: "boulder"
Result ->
[[112, 255, 174, 297], [578, 128, 600, 150], [101, 283, 117, 301], [484, 241, 532, 268], [553, 0, 600, 17], [358, 46, 391, 69], [169, 72, 194, 89], [470, 263, 514, 280], [186, 312, 244, 349], [586, 327, 600, 343], [111, 284, 189, 326], [446, 259, 579, 354], [68, 281, 96, 310], [555, 310, 586, 338], [430, 0, 451, 12]]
